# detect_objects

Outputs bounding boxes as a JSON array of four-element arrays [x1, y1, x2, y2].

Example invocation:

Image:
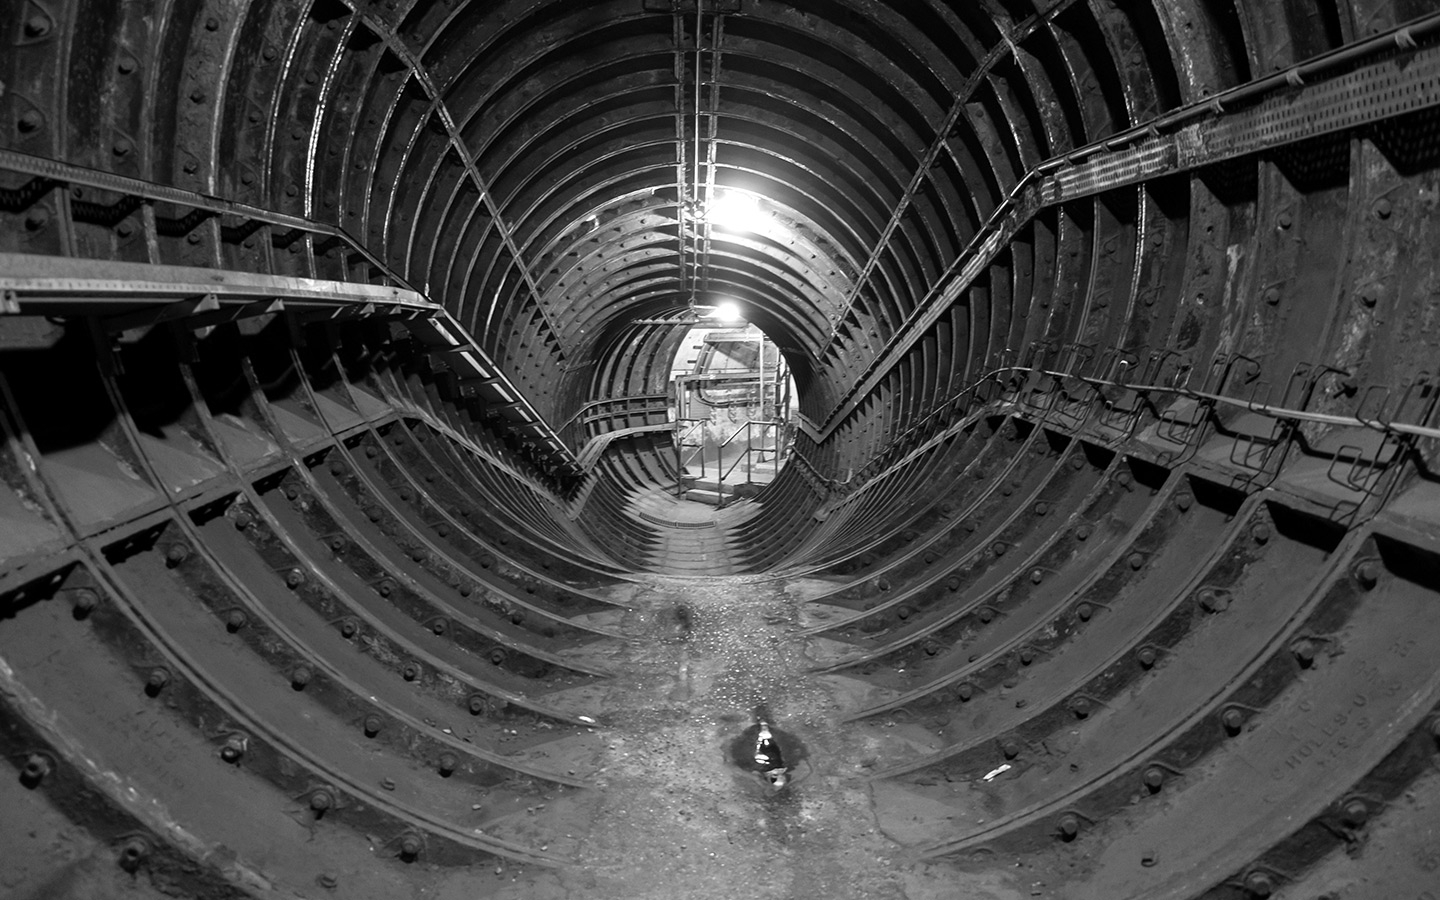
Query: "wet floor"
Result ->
[[483, 574, 1035, 900]]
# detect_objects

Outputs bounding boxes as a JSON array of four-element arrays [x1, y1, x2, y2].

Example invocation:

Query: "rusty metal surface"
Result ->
[[6, 1, 1440, 897]]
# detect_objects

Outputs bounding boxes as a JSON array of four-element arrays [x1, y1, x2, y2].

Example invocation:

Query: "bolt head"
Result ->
[[399, 835, 422, 859], [489, 648, 508, 666], [165, 544, 189, 566], [430, 618, 447, 635], [17, 110, 43, 132], [1341, 799, 1369, 827], [21, 753, 51, 787], [1058, 814, 1080, 838], [1353, 560, 1380, 589], [1019, 648, 1034, 665], [1137, 647, 1157, 668], [1176, 493, 1193, 511], [1292, 639, 1316, 666], [24, 14, 51, 37], [117, 837, 149, 872], [291, 666, 313, 689], [1142, 766, 1165, 790], [468, 695, 487, 715], [402, 663, 419, 681], [225, 610, 247, 632], [1244, 870, 1274, 896], [145, 667, 170, 694], [309, 790, 333, 812], [1222, 708, 1245, 734], [1128, 552, 1145, 570], [363, 715, 383, 736], [1071, 698, 1091, 718], [318, 872, 339, 889], [72, 590, 98, 617]]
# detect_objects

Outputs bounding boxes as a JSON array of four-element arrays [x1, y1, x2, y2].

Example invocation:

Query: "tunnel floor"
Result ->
[[484, 574, 1033, 900]]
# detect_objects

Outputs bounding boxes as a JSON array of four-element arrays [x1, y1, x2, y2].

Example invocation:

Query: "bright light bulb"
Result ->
[[706, 191, 764, 233], [712, 301, 742, 322]]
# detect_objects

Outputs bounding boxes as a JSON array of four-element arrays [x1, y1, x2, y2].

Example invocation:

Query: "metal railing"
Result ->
[[674, 417, 787, 507]]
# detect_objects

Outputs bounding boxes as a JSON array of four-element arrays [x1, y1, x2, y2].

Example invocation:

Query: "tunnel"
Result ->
[[3, 0, 1440, 897]]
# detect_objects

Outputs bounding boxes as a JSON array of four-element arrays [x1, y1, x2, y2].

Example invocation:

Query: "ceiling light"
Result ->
[[710, 301, 742, 322], [705, 191, 765, 233]]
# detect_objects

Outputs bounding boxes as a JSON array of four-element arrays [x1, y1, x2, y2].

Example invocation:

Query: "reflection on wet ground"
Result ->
[[485, 574, 1032, 900]]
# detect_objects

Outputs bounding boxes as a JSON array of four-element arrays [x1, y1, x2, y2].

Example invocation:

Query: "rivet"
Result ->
[[1137, 647, 1157, 668], [363, 714, 383, 737], [339, 618, 358, 638], [978, 608, 994, 624], [309, 790, 333, 812], [946, 576, 961, 592], [1353, 560, 1380, 588], [145, 667, 170, 696], [468, 694, 487, 715], [1002, 739, 1020, 759], [1071, 697, 1091, 718], [923, 640, 940, 656], [116, 221, 134, 237], [1019, 647, 1035, 665], [366, 445, 378, 458], [1198, 590, 1228, 613], [1251, 523, 1271, 544], [957, 682, 973, 701], [1116, 472, 1132, 487], [377, 580, 393, 596], [318, 873, 339, 889], [21, 753, 51, 787], [291, 665, 313, 689], [430, 618, 447, 635], [1070, 456, 1085, 470], [1341, 799, 1368, 827], [1058, 814, 1080, 840], [1128, 552, 1144, 570], [1372, 198, 1392, 219], [438, 752, 458, 775], [1222, 708, 1245, 735], [1142, 766, 1165, 791], [17, 110, 43, 132], [72, 589, 99, 618], [282, 484, 298, 500], [399, 834, 422, 860], [117, 836, 150, 872], [23, 14, 51, 37], [1276, 213, 1292, 230], [488, 648, 508, 666], [1263, 287, 1280, 306], [1034, 502, 1048, 516], [1076, 525, 1093, 541], [896, 605, 912, 621], [1030, 569, 1044, 585], [402, 662, 420, 681], [186, 231, 201, 244], [205, 16, 220, 31], [1244, 870, 1274, 897], [992, 542, 1007, 557], [225, 609, 247, 632], [1176, 493, 1193, 511], [1076, 603, 1093, 621], [190, 88, 206, 104], [286, 569, 304, 588], [329, 536, 345, 552], [220, 735, 246, 762], [24, 209, 49, 231], [117, 58, 136, 75], [1292, 639, 1316, 667]]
